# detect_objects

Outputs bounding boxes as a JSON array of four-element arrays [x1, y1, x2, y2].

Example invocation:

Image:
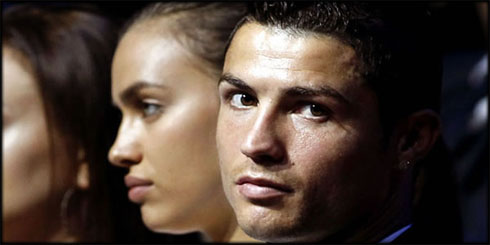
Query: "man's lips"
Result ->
[[236, 176, 293, 200], [124, 175, 153, 203]]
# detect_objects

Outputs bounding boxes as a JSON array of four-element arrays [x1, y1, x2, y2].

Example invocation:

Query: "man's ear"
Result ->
[[396, 109, 441, 169], [76, 149, 90, 190]]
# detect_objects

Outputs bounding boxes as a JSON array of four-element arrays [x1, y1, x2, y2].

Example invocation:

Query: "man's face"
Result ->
[[217, 22, 397, 242]]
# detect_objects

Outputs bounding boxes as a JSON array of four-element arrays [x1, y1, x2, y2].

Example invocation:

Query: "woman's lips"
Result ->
[[236, 176, 292, 200], [124, 175, 153, 203]]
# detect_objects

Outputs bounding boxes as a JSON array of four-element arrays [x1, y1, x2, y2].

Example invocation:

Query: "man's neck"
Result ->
[[321, 173, 413, 243]]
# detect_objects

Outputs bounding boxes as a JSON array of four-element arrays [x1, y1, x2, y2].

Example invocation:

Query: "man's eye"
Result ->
[[296, 104, 330, 120], [230, 93, 257, 108]]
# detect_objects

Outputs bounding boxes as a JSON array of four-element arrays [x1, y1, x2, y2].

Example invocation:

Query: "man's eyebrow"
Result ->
[[285, 85, 351, 105], [117, 81, 167, 105], [219, 73, 350, 105], [218, 73, 254, 93]]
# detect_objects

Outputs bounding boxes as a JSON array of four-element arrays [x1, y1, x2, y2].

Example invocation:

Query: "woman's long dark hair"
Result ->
[[3, 4, 120, 241]]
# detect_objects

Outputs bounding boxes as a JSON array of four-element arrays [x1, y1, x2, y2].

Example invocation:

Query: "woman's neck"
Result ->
[[48, 227, 78, 242]]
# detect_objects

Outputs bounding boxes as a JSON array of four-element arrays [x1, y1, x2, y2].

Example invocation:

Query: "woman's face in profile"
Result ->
[[109, 23, 230, 233], [2, 47, 74, 241]]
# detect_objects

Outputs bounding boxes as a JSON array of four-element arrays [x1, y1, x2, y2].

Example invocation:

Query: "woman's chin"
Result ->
[[141, 209, 166, 231], [140, 207, 189, 234]]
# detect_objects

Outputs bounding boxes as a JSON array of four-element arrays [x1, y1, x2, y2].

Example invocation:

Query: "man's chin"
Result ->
[[239, 225, 287, 243], [237, 212, 334, 243], [237, 218, 308, 243], [241, 227, 320, 243]]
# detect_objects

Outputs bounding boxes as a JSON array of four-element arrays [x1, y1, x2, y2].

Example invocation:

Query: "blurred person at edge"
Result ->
[[3, 4, 120, 242], [108, 3, 257, 242], [216, 2, 462, 243], [440, 2, 488, 243]]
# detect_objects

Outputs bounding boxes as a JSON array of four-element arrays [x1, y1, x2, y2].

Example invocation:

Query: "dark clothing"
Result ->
[[392, 224, 462, 243]]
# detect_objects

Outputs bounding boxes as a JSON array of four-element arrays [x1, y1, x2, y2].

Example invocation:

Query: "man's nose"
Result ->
[[108, 119, 143, 168], [240, 108, 286, 165]]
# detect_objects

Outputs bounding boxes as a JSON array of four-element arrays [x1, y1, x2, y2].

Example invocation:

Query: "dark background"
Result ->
[[2, 2, 488, 52]]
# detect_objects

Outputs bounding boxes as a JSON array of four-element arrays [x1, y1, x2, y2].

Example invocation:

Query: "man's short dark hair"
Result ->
[[232, 2, 442, 137]]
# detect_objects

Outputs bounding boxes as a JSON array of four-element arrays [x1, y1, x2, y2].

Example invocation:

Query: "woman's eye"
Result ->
[[141, 101, 162, 118], [296, 103, 330, 120], [230, 93, 257, 108]]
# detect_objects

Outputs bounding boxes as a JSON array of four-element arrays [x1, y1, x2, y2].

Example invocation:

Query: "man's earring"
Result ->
[[399, 160, 412, 170]]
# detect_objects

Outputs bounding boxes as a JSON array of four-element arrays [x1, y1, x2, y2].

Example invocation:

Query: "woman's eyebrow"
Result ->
[[117, 81, 167, 106]]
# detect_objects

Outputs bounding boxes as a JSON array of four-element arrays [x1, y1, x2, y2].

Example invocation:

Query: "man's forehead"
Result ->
[[249, 24, 307, 55], [231, 23, 357, 62], [225, 22, 362, 85]]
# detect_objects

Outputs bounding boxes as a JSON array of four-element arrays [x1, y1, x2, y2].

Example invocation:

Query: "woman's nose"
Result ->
[[108, 120, 143, 167]]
